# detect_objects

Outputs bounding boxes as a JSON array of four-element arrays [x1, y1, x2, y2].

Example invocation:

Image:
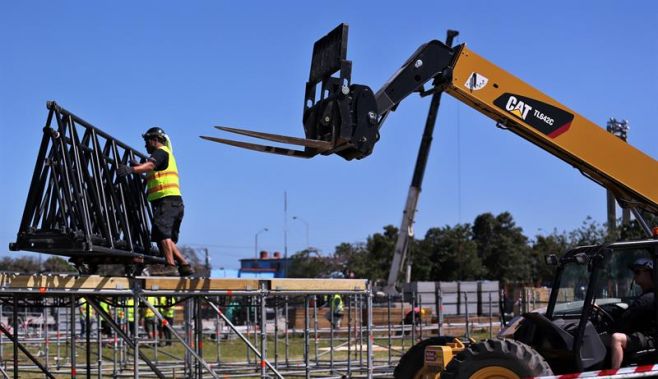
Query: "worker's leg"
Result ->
[[159, 240, 175, 266], [167, 239, 189, 266], [152, 197, 184, 267], [147, 319, 156, 339], [165, 316, 173, 344], [168, 205, 189, 267], [610, 332, 628, 369]]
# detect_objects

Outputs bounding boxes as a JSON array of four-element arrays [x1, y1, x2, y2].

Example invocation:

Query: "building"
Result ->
[[238, 251, 290, 278]]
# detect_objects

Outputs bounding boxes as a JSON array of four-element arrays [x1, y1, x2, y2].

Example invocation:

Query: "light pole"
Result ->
[[292, 216, 310, 249], [255, 228, 268, 258]]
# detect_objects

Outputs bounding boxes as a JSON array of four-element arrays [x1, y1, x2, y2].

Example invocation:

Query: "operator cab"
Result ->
[[509, 239, 658, 373]]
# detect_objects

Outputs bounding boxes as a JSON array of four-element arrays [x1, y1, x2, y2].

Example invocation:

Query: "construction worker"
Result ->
[[125, 297, 136, 337], [98, 300, 112, 337], [329, 294, 344, 329], [78, 298, 95, 337], [143, 296, 159, 340], [159, 296, 175, 346], [610, 258, 656, 369], [117, 127, 193, 277]]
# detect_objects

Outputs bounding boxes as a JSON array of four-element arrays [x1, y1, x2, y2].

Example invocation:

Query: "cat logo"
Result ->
[[493, 93, 574, 139], [505, 96, 532, 120]]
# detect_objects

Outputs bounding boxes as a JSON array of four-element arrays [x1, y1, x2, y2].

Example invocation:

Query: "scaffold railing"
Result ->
[[0, 274, 507, 378]]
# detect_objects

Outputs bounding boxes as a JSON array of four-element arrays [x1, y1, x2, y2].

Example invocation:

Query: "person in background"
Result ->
[[143, 296, 159, 340], [159, 296, 175, 346], [78, 297, 95, 338], [125, 297, 136, 338], [330, 294, 344, 329]]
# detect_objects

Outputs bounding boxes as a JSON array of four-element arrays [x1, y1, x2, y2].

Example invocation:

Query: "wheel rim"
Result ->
[[470, 366, 520, 379]]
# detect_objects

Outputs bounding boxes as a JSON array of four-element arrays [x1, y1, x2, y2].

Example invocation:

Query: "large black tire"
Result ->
[[394, 336, 456, 379], [442, 339, 553, 379]]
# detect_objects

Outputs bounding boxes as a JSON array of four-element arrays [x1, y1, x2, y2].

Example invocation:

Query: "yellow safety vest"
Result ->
[[144, 296, 159, 319], [100, 301, 110, 314], [146, 145, 181, 202], [79, 298, 95, 319], [332, 294, 344, 314], [126, 298, 135, 322], [160, 296, 175, 318]]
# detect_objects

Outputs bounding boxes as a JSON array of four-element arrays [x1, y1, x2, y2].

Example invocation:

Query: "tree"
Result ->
[[620, 212, 658, 241], [43, 256, 76, 273], [417, 224, 485, 281], [0, 256, 41, 273], [363, 225, 398, 284], [530, 231, 569, 286], [472, 213, 496, 262], [287, 248, 336, 278], [473, 212, 532, 284], [333, 242, 369, 279], [569, 216, 607, 245]]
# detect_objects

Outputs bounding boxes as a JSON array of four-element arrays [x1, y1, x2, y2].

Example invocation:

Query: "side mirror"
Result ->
[[545, 254, 558, 266]]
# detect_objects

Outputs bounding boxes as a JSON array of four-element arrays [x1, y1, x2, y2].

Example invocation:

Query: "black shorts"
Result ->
[[144, 318, 157, 334], [627, 331, 656, 354], [151, 196, 184, 243]]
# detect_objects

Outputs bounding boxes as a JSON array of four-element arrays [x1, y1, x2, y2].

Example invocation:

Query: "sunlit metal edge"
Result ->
[[214, 125, 333, 151], [200, 136, 317, 159]]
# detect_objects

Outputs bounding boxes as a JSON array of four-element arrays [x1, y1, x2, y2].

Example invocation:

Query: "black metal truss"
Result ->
[[10, 101, 164, 267]]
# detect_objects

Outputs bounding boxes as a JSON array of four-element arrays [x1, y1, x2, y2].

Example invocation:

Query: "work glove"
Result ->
[[117, 164, 134, 178]]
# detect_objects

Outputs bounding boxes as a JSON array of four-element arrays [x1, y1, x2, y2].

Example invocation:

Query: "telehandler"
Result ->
[[205, 24, 658, 378]]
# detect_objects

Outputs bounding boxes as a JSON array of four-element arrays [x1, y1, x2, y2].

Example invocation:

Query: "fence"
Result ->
[[0, 274, 553, 378]]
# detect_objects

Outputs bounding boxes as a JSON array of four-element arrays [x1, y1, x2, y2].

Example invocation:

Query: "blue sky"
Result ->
[[1, 1, 657, 270]]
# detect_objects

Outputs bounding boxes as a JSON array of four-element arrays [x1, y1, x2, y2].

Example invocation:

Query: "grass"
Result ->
[[1, 334, 411, 378], [0, 326, 500, 378]]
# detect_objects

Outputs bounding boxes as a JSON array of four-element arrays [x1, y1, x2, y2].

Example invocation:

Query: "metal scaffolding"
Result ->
[[0, 274, 381, 378], [0, 274, 506, 378]]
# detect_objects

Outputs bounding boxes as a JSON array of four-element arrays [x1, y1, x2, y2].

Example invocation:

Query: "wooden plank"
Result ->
[[269, 279, 367, 291], [143, 277, 259, 291], [2, 274, 131, 290], [0, 273, 13, 287], [0, 275, 367, 292]]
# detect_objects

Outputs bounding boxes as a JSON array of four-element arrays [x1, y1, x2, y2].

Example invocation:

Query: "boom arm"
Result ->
[[204, 24, 658, 216], [372, 36, 658, 216], [446, 45, 658, 215]]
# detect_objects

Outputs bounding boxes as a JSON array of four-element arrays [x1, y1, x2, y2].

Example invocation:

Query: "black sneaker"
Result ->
[[178, 264, 194, 277]]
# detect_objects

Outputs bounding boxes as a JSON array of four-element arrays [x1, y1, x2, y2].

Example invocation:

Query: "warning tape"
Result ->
[[533, 364, 658, 379]]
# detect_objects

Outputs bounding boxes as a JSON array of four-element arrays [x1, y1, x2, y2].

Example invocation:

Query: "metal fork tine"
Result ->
[[200, 136, 318, 159], [214, 125, 333, 151]]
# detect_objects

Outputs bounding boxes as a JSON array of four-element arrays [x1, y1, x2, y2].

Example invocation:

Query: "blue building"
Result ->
[[238, 251, 290, 278]]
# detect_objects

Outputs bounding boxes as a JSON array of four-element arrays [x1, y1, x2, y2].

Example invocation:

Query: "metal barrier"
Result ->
[[0, 274, 514, 378]]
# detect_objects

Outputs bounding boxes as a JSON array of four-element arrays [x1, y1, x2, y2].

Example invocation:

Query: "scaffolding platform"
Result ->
[[0, 274, 367, 294], [0, 274, 378, 379]]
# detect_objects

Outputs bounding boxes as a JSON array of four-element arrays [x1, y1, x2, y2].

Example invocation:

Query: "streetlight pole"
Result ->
[[255, 228, 269, 258], [292, 216, 310, 249]]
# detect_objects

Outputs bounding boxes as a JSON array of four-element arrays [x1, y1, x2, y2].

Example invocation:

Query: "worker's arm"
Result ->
[[118, 149, 166, 177], [131, 160, 156, 175]]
